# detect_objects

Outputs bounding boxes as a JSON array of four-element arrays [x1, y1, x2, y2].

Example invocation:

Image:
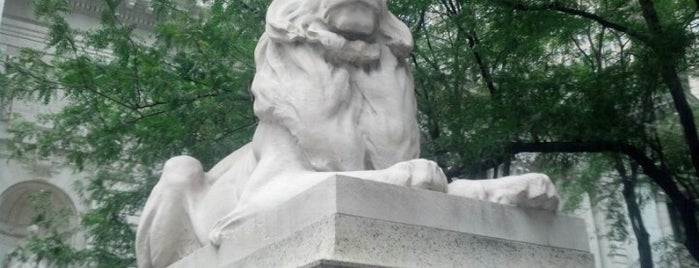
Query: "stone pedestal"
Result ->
[[171, 175, 593, 268]]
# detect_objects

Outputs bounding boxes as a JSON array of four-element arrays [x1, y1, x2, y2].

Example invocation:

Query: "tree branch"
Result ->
[[494, 0, 651, 44], [507, 141, 687, 204], [466, 28, 498, 99]]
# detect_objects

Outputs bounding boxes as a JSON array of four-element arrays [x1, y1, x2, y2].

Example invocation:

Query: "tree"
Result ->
[[402, 0, 699, 264], [494, 0, 699, 261], [2, 0, 267, 265], [492, 0, 699, 259], [556, 154, 657, 267]]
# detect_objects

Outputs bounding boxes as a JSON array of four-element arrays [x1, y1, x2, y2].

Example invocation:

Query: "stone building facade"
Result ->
[[0, 0, 155, 265], [1, 0, 83, 262]]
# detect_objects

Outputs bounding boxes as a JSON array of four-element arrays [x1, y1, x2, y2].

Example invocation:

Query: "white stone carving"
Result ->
[[135, 0, 559, 267], [448, 173, 559, 211], [170, 177, 588, 268]]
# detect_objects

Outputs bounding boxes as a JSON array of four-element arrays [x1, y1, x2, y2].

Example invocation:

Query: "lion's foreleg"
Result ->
[[336, 159, 448, 192], [447, 173, 559, 211]]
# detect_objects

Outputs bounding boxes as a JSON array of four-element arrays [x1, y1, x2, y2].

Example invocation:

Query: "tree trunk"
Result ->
[[509, 141, 699, 260], [615, 156, 653, 268], [678, 200, 699, 261], [636, 0, 699, 183], [636, 0, 699, 260]]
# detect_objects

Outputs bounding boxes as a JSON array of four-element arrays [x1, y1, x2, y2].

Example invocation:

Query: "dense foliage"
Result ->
[[3, 0, 266, 265], [403, 1, 699, 266], [2, 0, 698, 266]]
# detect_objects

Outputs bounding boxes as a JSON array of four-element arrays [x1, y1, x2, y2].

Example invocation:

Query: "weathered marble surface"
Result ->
[[136, 0, 559, 267], [170, 176, 591, 268]]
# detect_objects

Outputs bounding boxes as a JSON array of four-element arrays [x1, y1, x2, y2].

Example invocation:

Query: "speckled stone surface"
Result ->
[[170, 175, 593, 268], [332, 214, 592, 267]]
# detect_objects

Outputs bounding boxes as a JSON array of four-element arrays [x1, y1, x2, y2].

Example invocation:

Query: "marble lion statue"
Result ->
[[136, 0, 559, 267]]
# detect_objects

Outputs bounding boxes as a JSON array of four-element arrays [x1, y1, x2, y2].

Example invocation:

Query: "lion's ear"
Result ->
[[380, 12, 414, 58], [267, 21, 305, 43], [265, 0, 309, 43]]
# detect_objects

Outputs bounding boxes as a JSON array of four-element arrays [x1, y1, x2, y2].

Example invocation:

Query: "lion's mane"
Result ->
[[250, 0, 419, 172]]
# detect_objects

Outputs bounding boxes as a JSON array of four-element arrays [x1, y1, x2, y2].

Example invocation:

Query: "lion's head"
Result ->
[[264, 0, 413, 62], [250, 0, 419, 172]]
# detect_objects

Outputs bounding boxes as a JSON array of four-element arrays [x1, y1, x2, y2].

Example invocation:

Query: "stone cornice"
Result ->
[[67, 0, 156, 28]]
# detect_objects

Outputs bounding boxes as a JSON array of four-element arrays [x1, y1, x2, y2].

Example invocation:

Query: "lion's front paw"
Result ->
[[448, 173, 559, 211], [518, 173, 559, 211], [384, 159, 448, 192], [488, 173, 559, 211]]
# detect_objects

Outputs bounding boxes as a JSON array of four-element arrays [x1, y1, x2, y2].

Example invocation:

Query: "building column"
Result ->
[[0, 0, 6, 59], [0, 0, 5, 34]]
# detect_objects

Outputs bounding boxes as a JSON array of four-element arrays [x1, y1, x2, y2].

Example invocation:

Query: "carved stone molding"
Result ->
[[67, 0, 156, 28]]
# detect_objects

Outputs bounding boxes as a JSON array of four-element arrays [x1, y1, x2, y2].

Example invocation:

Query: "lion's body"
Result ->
[[136, 1, 560, 266], [194, 31, 421, 244], [137, 0, 545, 266], [136, 2, 430, 265]]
